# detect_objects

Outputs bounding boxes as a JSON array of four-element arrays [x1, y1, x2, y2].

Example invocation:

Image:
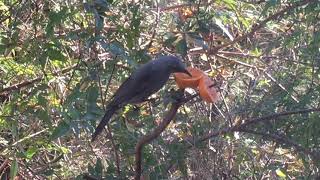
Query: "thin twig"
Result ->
[[158, 2, 212, 12], [104, 62, 117, 100], [145, 0, 160, 50], [215, 54, 259, 69], [238, 128, 315, 157], [97, 69, 121, 177], [0, 159, 9, 173], [190, 0, 316, 55], [11, 128, 49, 146], [0, 64, 78, 95], [196, 108, 320, 155], [236, 108, 320, 129], [215, 54, 300, 103], [263, 71, 299, 102]]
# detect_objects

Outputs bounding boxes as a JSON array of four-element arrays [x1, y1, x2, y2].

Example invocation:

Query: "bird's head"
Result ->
[[163, 56, 192, 77]]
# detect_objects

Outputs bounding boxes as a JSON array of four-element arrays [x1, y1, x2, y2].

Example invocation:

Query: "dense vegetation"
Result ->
[[1, 0, 320, 179]]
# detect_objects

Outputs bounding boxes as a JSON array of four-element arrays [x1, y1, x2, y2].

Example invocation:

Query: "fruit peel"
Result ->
[[174, 67, 219, 103], [198, 75, 219, 103], [174, 67, 204, 89]]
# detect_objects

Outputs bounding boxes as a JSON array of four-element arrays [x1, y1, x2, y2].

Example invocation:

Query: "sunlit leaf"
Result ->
[[276, 169, 286, 178], [25, 147, 38, 159]]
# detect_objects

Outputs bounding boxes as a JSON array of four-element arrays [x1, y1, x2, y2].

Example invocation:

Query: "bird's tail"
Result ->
[[91, 106, 118, 142]]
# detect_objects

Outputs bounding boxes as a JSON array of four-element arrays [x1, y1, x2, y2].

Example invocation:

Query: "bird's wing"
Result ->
[[110, 66, 167, 106], [126, 75, 165, 104], [110, 72, 152, 105]]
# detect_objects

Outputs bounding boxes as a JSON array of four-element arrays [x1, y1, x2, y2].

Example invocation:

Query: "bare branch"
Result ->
[[0, 64, 78, 95], [197, 108, 320, 155], [237, 108, 320, 128], [238, 128, 318, 158], [190, 0, 316, 55]]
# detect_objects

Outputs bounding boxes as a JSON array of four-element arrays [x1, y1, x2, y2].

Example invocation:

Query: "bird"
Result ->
[[91, 56, 191, 141]]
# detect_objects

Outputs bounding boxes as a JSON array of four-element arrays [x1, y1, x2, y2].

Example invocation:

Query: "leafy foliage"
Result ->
[[1, 0, 320, 179]]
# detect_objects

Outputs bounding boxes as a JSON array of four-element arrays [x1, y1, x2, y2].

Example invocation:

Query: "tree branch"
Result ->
[[237, 128, 319, 160], [134, 101, 182, 180], [237, 108, 320, 129], [198, 108, 320, 142], [0, 64, 78, 95], [190, 0, 316, 55]]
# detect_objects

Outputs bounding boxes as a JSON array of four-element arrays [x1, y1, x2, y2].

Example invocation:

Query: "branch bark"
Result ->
[[238, 128, 317, 157], [194, 108, 320, 161], [134, 102, 182, 180], [0, 64, 78, 95], [198, 108, 320, 142]]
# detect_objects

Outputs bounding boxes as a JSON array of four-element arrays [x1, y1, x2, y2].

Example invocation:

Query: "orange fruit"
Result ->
[[199, 75, 219, 103], [174, 67, 204, 89]]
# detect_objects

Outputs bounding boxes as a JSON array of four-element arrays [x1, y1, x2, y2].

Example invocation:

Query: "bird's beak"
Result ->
[[183, 68, 192, 77]]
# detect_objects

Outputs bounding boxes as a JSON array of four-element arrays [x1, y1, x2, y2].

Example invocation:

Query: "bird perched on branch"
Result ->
[[92, 56, 191, 141]]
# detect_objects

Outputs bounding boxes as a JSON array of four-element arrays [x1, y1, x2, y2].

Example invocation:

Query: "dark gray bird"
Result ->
[[92, 56, 191, 141]]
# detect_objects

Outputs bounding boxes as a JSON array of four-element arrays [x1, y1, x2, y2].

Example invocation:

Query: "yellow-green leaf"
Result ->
[[276, 169, 286, 178]]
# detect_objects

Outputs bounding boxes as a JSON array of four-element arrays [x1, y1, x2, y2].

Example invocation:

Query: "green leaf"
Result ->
[[261, 0, 279, 17], [0, 1, 9, 11], [106, 161, 116, 174], [50, 120, 70, 140], [95, 158, 103, 177], [99, 40, 135, 66], [46, 7, 69, 36], [87, 85, 99, 103], [175, 38, 188, 57], [47, 43, 65, 61], [178, 159, 188, 177], [9, 159, 18, 180], [86, 85, 101, 118], [25, 146, 38, 159], [221, 0, 236, 10], [60, 146, 71, 154], [37, 109, 51, 124], [95, 14, 104, 31], [163, 33, 178, 48], [276, 168, 286, 178], [43, 169, 54, 176], [94, 0, 109, 14], [75, 175, 84, 180], [88, 164, 96, 176]]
